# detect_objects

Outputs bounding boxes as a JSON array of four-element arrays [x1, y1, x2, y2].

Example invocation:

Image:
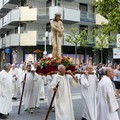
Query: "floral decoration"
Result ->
[[39, 56, 73, 69]]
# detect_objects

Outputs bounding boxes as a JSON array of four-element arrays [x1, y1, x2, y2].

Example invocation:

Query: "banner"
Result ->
[[113, 48, 120, 59]]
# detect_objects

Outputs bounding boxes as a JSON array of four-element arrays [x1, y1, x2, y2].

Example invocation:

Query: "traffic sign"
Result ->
[[5, 48, 10, 54], [117, 34, 120, 48]]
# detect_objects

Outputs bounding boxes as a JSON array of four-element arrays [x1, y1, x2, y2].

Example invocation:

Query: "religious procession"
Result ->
[[0, 16, 120, 119], [0, 60, 120, 120]]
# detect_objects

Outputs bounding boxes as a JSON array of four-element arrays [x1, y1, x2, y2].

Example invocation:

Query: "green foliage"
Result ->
[[94, 0, 120, 32], [65, 28, 91, 64], [65, 28, 90, 47], [91, 26, 115, 63], [92, 26, 115, 51]]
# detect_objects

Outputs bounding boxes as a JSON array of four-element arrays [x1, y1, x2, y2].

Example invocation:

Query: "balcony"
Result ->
[[0, 31, 37, 48], [64, 8, 80, 24], [0, 0, 19, 11], [96, 14, 108, 25], [37, 7, 49, 23], [80, 11, 95, 24], [0, 19, 2, 29], [37, 6, 64, 23], [37, 32, 51, 45], [20, 31, 37, 46], [0, 34, 20, 48], [37, 6, 96, 24], [74, 0, 93, 4], [1, 6, 37, 29]]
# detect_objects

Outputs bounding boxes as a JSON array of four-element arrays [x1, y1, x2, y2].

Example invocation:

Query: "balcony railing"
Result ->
[[0, 19, 2, 28], [3, 0, 8, 5], [37, 7, 49, 16], [81, 11, 95, 20], [37, 33, 45, 41]]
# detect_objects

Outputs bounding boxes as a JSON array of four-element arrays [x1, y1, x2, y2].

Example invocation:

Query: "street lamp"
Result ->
[[43, 37, 47, 56], [43, 31, 48, 57]]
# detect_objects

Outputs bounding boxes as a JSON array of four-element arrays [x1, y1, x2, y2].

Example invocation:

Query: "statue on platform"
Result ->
[[50, 13, 64, 58]]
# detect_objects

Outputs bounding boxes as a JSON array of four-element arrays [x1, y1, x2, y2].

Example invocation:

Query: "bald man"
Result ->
[[50, 64, 78, 120], [80, 65, 98, 120], [97, 67, 119, 120]]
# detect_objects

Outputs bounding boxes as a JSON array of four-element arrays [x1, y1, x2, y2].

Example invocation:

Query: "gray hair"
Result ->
[[3, 63, 11, 70], [104, 67, 112, 75], [58, 64, 65, 70]]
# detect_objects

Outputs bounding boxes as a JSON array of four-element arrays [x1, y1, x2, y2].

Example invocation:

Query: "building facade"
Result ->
[[0, 0, 114, 68]]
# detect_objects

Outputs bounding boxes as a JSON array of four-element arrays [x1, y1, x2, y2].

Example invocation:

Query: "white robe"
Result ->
[[46, 74, 56, 106], [0, 70, 12, 114], [81, 74, 98, 120], [40, 76, 45, 99], [34, 74, 42, 107], [23, 72, 38, 110], [10, 68, 19, 98], [50, 73, 78, 120], [97, 76, 119, 120]]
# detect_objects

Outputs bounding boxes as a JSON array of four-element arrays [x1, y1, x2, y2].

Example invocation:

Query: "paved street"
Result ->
[[6, 86, 120, 120]]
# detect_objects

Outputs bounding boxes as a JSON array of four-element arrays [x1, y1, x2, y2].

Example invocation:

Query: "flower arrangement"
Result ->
[[39, 56, 73, 69]]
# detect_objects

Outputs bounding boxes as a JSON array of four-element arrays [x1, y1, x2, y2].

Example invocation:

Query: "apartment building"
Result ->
[[0, 0, 113, 67]]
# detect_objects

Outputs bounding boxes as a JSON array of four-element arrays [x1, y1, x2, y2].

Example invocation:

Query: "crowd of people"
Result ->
[[0, 61, 120, 120]]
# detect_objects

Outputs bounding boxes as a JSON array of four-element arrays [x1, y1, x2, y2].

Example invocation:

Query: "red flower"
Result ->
[[61, 59, 64, 63], [47, 62, 51, 66], [48, 57, 50, 60]]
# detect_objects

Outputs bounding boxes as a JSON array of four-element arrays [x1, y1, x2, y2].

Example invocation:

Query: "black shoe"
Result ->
[[0, 113, 7, 119], [81, 117, 87, 120], [51, 107, 55, 112], [40, 98, 44, 100], [12, 97, 17, 100]]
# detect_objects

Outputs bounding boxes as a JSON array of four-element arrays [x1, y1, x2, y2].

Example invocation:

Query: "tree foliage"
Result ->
[[94, 0, 120, 32], [92, 26, 115, 63], [65, 28, 90, 64], [65, 28, 90, 47]]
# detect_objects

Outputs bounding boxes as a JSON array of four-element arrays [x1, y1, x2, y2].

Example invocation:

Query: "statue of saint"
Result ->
[[50, 13, 64, 58]]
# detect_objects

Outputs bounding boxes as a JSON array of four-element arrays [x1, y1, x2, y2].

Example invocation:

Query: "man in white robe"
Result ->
[[0, 63, 12, 119], [22, 64, 38, 113], [80, 65, 98, 120], [39, 76, 45, 100], [34, 62, 45, 100], [32, 63, 42, 108], [97, 67, 119, 120], [10, 64, 19, 100], [46, 72, 57, 111], [50, 64, 79, 120], [19, 64, 27, 96]]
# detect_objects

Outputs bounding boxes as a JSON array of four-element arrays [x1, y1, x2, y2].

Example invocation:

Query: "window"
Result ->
[[79, 25, 88, 32], [79, 25, 88, 40], [79, 3, 88, 11], [55, 0, 61, 6], [46, 0, 52, 7], [6, 31, 9, 35], [46, 23, 51, 32]]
